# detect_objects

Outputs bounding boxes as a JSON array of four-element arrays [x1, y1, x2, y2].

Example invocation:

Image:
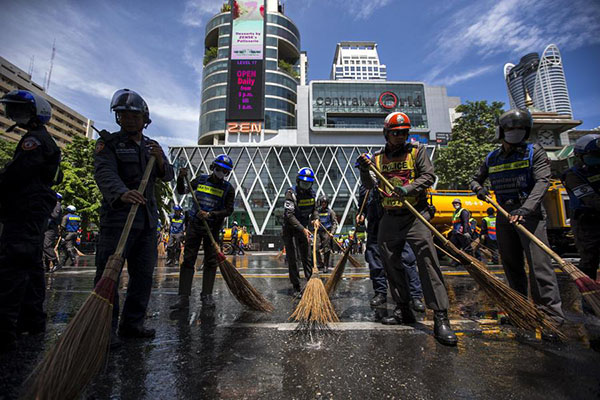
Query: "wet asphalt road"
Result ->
[[1, 252, 600, 399]]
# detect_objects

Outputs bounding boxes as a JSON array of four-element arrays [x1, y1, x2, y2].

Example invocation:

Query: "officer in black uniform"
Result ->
[[166, 205, 185, 267], [562, 134, 600, 282], [470, 109, 564, 328], [60, 205, 81, 266], [43, 192, 62, 272], [0, 90, 62, 352], [94, 89, 174, 340], [316, 194, 337, 273], [282, 167, 318, 297], [170, 154, 235, 309]]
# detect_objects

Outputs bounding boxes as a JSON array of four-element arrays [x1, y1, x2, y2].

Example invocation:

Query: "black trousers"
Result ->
[[317, 229, 333, 269], [282, 226, 313, 289], [179, 220, 220, 296], [0, 214, 48, 343], [572, 216, 600, 281], [62, 232, 78, 266], [43, 227, 59, 268], [166, 232, 185, 265], [94, 226, 157, 331]]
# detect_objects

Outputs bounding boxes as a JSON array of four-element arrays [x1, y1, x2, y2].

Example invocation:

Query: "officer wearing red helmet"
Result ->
[[357, 111, 457, 346]]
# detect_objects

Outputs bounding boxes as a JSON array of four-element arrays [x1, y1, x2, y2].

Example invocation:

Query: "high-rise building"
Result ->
[[503, 44, 572, 117], [330, 41, 387, 81], [0, 56, 94, 147]]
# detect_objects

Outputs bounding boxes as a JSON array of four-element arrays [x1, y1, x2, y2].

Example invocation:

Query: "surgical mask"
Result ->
[[453, 204, 460, 210], [583, 154, 600, 166], [213, 170, 226, 180], [298, 181, 312, 190], [504, 129, 526, 144]]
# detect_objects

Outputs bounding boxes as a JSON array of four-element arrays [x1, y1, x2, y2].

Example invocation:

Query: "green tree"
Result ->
[[278, 59, 299, 79], [203, 47, 218, 66], [434, 100, 505, 189], [0, 137, 17, 169]]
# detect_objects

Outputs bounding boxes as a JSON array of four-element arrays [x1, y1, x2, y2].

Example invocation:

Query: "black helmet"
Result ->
[[495, 109, 532, 141], [110, 89, 151, 126], [318, 194, 328, 206]]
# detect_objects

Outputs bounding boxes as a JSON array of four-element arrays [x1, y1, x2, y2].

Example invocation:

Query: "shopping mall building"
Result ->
[[169, 0, 460, 248]]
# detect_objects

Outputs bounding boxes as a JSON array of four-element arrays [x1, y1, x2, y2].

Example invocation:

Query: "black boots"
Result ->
[[434, 310, 457, 346], [169, 295, 189, 310], [370, 293, 387, 307], [411, 298, 426, 313], [170, 267, 194, 309], [381, 304, 416, 325]]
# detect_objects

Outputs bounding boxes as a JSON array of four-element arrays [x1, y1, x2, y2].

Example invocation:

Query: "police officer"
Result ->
[[166, 205, 185, 266], [94, 89, 174, 340], [562, 134, 600, 282], [231, 221, 244, 255], [317, 194, 337, 273], [282, 168, 318, 297], [470, 109, 564, 328], [357, 111, 457, 346], [60, 205, 81, 266], [449, 198, 472, 253], [43, 192, 63, 272], [0, 90, 62, 352], [481, 207, 499, 264], [170, 154, 235, 309]]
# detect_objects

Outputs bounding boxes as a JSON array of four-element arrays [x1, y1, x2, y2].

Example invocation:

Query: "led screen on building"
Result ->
[[311, 82, 428, 130]]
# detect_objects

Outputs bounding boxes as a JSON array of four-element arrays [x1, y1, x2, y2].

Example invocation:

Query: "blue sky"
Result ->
[[1, 0, 599, 149]]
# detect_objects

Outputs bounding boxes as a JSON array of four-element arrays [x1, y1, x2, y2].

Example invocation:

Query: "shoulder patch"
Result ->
[[21, 137, 41, 151], [95, 141, 105, 154]]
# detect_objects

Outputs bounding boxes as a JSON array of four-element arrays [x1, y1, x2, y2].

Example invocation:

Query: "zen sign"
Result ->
[[227, 122, 263, 133]]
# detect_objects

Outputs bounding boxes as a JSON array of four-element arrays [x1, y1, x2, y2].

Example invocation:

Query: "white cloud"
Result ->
[[182, 0, 225, 27], [432, 65, 495, 86]]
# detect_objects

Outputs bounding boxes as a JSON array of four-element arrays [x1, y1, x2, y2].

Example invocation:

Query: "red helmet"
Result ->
[[384, 112, 411, 131]]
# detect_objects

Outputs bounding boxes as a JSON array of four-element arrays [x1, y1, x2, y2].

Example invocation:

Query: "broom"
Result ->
[[367, 162, 565, 339], [319, 223, 363, 269], [486, 196, 600, 318], [184, 175, 273, 312], [24, 156, 157, 400], [290, 225, 339, 329], [324, 190, 370, 294]]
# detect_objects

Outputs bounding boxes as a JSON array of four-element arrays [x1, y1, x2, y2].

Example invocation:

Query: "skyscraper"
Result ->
[[330, 41, 387, 81], [503, 44, 572, 117]]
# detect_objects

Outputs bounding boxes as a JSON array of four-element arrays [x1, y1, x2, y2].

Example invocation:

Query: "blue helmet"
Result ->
[[354, 153, 372, 168], [173, 205, 183, 211], [297, 167, 315, 182], [211, 154, 233, 172], [56, 192, 62, 200], [574, 134, 600, 155], [0, 90, 52, 126]]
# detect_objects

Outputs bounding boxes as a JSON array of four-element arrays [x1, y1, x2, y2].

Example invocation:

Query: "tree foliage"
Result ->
[[203, 47, 218, 66], [0, 137, 17, 169], [434, 100, 505, 189]]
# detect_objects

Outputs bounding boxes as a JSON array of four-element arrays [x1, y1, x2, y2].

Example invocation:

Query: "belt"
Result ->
[[383, 208, 410, 216]]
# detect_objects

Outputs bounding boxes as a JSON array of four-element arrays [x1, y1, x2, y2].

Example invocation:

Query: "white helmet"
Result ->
[[67, 205, 76, 213]]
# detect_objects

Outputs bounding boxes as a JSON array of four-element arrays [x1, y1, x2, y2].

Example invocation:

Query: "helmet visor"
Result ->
[[499, 111, 532, 130], [110, 89, 146, 113]]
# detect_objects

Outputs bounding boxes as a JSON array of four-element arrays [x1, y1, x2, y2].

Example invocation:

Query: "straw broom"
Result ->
[[319, 224, 363, 269], [184, 175, 273, 312], [487, 196, 600, 318], [24, 156, 157, 400], [290, 225, 339, 329], [367, 162, 565, 339], [324, 190, 370, 294]]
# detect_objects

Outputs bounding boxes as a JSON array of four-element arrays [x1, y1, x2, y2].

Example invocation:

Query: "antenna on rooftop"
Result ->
[[28, 56, 35, 78]]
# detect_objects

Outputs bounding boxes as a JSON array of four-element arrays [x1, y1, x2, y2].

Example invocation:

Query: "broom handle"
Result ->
[[312, 224, 319, 274], [485, 196, 566, 267], [367, 163, 450, 246], [114, 156, 156, 257], [184, 175, 220, 249], [357, 189, 370, 217]]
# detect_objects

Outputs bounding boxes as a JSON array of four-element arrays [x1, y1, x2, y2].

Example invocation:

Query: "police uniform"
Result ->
[[360, 143, 449, 312], [93, 130, 174, 332], [562, 165, 600, 280], [282, 186, 318, 291], [0, 126, 61, 345], [175, 173, 234, 300], [317, 207, 337, 270], [166, 213, 185, 265], [481, 214, 499, 264], [471, 143, 564, 322], [61, 212, 81, 266], [43, 199, 62, 270]]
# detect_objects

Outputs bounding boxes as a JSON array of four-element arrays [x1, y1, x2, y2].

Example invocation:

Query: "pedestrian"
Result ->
[[561, 134, 600, 282], [231, 221, 244, 255], [470, 108, 565, 336], [449, 198, 472, 255], [0, 90, 62, 353], [357, 111, 457, 346], [170, 154, 235, 310], [43, 192, 63, 272], [94, 88, 174, 341], [59, 205, 81, 266], [481, 207, 499, 264], [166, 205, 185, 266], [317, 194, 337, 273], [282, 168, 318, 297]]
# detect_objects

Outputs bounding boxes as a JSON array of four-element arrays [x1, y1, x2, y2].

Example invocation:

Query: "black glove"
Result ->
[[393, 185, 408, 200], [356, 154, 371, 170], [509, 207, 531, 218], [476, 187, 490, 201]]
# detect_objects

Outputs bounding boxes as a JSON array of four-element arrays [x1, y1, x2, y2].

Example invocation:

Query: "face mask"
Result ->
[[503, 129, 526, 144], [213, 170, 226, 180], [453, 204, 460, 210], [298, 181, 312, 190], [583, 155, 600, 166]]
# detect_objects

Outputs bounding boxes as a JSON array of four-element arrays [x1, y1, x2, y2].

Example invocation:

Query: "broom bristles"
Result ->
[[217, 252, 274, 312], [325, 246, 351, 295], [290, 275, 339, 327], [347, 254, 363, 269]]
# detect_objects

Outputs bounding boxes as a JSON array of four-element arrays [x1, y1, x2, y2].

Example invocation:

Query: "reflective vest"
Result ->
[[65, 213, 81, 232], [485, 144, 535, 203], [469, 217, 480, 235], [292, 186, 316, 227], [170, 214, 185, 234], [194, 175, 231, 214], [452, 208, 467, 233], [483, 216, 497, 240], [319, 209, 333, 230], [373, 147, 419, 209], [563, 166, 600, 215]]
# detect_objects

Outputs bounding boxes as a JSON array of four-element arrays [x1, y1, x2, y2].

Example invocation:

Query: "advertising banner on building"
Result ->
[[230, 0, 265, 60]]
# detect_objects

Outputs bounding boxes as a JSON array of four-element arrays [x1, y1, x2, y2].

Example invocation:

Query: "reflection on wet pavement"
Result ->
[[1, 253, 599, 399]]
